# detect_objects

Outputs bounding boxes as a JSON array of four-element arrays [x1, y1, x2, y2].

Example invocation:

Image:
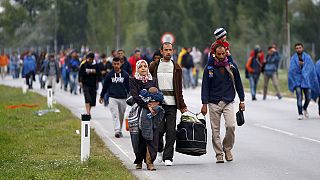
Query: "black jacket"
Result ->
[[78, 61, 100, 87], [100, 69, 130, 99]]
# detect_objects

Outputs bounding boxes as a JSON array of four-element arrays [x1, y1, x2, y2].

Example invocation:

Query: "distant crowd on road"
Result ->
[[1, 26, 320, 171]]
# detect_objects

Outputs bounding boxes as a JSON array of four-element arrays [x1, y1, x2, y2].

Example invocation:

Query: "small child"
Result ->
[[139, 87, 164, 121], [210, 27, 237, 68]]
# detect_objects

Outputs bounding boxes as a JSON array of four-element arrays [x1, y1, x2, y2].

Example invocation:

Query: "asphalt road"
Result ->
[[1, 77, 320, 180]]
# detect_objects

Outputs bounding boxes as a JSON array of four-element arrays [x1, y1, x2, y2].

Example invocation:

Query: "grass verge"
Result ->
[[0, 85, 136, 179]]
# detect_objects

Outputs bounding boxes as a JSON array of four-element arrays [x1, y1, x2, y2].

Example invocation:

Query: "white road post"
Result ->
[[81, 114, 91, 162], [47, 85, 53, 109]]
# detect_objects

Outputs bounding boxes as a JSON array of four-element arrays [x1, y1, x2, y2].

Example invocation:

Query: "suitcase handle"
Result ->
[[187, 110, 206, 121]]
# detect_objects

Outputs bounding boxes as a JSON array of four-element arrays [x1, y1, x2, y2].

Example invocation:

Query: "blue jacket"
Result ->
[[264, 52, 280, 75], [315, 60, 320, 98], [288, 52, 319, 100], [201, 61, 245, 104], [69, 58, 80, 72], [22, 55, 36, 76]]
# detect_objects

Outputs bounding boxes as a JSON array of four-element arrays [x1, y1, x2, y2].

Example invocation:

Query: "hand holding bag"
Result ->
[[236, 110, 245, 126]]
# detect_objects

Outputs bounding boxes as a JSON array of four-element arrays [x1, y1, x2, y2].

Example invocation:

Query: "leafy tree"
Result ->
[[291, 0, 320, 59], [0, 0, 28, 46], [57, 0, 88, 48], [146, 0, 185, 48]]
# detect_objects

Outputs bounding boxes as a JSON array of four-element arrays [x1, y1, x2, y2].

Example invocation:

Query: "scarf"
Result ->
[[214, 57, 229, 67], [214, 57, 235, 84], [134, 59, 153, 83]]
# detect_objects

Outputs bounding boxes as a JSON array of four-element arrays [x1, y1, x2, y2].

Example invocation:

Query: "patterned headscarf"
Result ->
[[134, 59, 153, 83]]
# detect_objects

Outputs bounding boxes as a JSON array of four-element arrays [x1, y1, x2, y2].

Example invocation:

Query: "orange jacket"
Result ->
[[0, 55, 9, 66]]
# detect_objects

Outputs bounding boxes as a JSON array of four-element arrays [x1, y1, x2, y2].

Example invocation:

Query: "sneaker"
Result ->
[[224, 150, 233, 161], [216, 155, 224, 163], [298, 114, 303, 120], [119, 132, 123, 137], [157, 152, 163, 163], [135, 163, 142, 169], [303, 109, 309, 118], [115, 132, 121, 138], [164, 160, 173, 166]]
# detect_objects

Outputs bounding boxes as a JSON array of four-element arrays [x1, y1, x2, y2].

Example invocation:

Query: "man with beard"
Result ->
[[288, 43, 319, 120], [149, 42, 188, 166], [201, 44, 245, 163]]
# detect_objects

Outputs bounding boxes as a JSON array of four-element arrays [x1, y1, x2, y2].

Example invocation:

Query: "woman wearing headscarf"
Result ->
[[128, 59, 164, 171]]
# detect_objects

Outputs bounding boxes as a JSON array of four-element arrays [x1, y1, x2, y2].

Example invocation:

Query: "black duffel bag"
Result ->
[[176, 114, 207, 156]]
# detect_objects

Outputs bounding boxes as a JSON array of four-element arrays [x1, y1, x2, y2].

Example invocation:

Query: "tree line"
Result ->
[[0, 0, 319, 64]]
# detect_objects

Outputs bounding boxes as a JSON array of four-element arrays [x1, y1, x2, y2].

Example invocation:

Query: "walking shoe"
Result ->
[[157, 152, 163, 163], [135, 163, 142, 169], [298, 114, 303, 120], [216, 155, 224, 163], [119, 132, 123, 137], [224, 150, 233, 161], [277, 94, 282, 100], [164, 160, 173, 166], [303, 109, 309, 118], [115, 132, 121, 138]]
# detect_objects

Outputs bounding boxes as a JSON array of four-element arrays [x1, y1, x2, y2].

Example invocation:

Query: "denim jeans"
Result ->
[[69, 71, 78, 94], [249, 74, 260, 98], [295, 87, 311, 115], [62, 71, 69, 91], [182, 68, 195, 89]]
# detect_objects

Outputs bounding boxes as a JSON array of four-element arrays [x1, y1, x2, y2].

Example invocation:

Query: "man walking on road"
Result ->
[[99, 57, 130, 138], [288, 43, 319, 120], [79, 53, 100, 116], [0, 50, 9, 79], [201, 44, 245, 163], [22, 51, 36, 89], [117, 49, 132, 76], [263, 46, 282, 100], [149, 42, 188, 166], [43, 54, 60, 94]]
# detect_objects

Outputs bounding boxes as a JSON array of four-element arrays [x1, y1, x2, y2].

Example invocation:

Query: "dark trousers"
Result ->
[[295, 87, 311, 115], [25, 71, 35, 88], [158, 105, 177, 161], [134, 128, 159, 164]]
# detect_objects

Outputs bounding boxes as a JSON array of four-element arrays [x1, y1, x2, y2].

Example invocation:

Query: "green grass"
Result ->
[[0, 85, 136, 179], [240, 69, 294, 97]]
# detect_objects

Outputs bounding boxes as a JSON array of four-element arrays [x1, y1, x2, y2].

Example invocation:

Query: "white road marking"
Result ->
[[93, 121, 134, 162], [257, 124, 295, 136], [300, 137, 320, 144], [254, 123, 320, 145]]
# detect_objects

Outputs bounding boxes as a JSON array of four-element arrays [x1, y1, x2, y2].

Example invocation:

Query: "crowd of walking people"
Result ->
[[1, 27, 320, 171]]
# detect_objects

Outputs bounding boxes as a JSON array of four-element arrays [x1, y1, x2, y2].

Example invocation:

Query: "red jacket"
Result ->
[[128, 55, 142, 76]]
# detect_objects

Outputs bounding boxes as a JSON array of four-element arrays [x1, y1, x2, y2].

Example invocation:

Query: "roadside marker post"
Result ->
[[81, 114, 91, 162], [47, 85, 53, 109]]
